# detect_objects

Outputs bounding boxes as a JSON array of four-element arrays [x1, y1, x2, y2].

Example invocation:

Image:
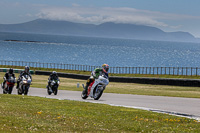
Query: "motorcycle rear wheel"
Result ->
[[18, 88, 23, 95], [81, 90, 88, 99], [3, 89, 7, 94]]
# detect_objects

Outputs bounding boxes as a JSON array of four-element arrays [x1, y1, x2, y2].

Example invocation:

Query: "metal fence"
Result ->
[[0, 60, 200, 76]]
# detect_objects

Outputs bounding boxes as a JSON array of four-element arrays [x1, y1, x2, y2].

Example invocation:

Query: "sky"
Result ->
[[0, 0, 200, 37]]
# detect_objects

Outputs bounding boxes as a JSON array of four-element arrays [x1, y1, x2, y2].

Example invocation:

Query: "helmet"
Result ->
[[52, 71, 57, 76], [9, 68, 13, 74], [25, 66, 30, 73], [102, 64, 109, 73]]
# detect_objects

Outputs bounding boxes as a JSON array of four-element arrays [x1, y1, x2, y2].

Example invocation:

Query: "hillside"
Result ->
[[0, 19, 198, 42]]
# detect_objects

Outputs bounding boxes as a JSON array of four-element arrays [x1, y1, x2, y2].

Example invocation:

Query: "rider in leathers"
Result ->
[[16, 66, 32, 89], [2, 68, 16, 88], [83, 64, 109, 94], [47, 71, 60, 92]]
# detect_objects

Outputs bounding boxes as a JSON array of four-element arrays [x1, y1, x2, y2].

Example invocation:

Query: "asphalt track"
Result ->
[[8, 87, 200, 121]]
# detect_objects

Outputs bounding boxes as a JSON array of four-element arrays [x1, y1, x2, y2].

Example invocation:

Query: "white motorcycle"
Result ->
[[18, 75, 32, 95], [81, 73, 109, 100]]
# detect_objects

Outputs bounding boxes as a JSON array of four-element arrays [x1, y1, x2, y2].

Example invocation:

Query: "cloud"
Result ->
[[37, 6, 200, 29]]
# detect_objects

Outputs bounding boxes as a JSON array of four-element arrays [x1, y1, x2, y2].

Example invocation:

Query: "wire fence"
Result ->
[[0, 60, 200, 76]]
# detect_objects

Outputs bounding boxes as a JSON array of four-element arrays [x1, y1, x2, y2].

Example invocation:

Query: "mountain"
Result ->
[[0, 19, 198, 42]]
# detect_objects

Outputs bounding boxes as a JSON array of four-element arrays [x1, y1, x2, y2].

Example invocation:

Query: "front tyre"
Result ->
[[93, 86, 103, 100], [8, 86, 13, 94], [18, 88, 23, 95], [24, 86, 29, 95], [47, 88, 52, 95], [54, 87, 58, 95]]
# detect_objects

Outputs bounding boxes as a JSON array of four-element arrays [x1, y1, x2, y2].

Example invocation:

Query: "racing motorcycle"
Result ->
[[47, 80, 60, 95], [18, 75, 32, 95], [1, 76, 16, 94], [81, 73, 109, 100]]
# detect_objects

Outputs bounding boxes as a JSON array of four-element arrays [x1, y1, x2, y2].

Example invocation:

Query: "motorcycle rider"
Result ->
[[83, 64, 109, 94], [47, 71, 60, 92], [2, 68, 16, 89], [16, 66, 32, 89]]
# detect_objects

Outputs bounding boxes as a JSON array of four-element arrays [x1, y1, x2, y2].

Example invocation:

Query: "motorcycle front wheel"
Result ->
[[93, 86, 103, 100], [8, 86, 13, 94], [47, 86, 52, 95], [54, 88, 58, 95], [24, 86, 29, 95], [18, 88, 23, 95]]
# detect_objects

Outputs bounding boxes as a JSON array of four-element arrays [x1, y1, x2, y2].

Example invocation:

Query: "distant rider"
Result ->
[[2, 68, 16, 88], [83, 64, 109, 94], [47, 71, 60, 89], [16, 66, 32, 89]]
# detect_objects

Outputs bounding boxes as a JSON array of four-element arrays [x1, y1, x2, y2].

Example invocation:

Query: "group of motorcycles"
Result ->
[[1, 74, 59, 96], [1, 74, 32, 95], [1, 72, 109, 100]]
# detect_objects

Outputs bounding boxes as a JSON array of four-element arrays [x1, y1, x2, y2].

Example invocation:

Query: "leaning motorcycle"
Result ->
[[18, 75, 32, 95], [81, 73, 109, 100], [1, 76, 16, 94], [47, 80, 60, 95]]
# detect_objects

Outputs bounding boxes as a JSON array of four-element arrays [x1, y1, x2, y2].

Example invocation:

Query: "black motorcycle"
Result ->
[[47, 80, 60, 95]]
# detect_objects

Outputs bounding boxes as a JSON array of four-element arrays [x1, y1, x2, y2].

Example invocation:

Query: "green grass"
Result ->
[[0, 94, 199, 132]]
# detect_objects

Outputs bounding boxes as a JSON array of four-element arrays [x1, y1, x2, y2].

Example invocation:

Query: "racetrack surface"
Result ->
[[8, 87, 200, 120]]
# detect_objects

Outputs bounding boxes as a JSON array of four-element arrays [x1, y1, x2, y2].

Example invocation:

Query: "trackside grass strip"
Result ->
[[0, 95, 199, 132]]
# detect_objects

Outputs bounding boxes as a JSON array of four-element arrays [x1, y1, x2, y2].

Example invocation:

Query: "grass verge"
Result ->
[[0, 94, 199, 132]]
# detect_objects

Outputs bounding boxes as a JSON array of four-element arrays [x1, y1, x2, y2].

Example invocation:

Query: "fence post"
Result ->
[[196, 67, 198, 76], [186, 67, 188, 76], [152, 67, 154, 75], [157, 67, 158, 75]]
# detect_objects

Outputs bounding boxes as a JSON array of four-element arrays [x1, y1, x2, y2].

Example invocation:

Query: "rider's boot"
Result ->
[[83, 78, 94, 95], [83, 80, 90, 95], [2, 80, 7, 89], [2, 82, 5, 89], [83, 84, 88, 95]]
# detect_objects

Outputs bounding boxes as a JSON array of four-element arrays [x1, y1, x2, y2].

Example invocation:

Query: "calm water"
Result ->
[[0, 32, 200, 67]]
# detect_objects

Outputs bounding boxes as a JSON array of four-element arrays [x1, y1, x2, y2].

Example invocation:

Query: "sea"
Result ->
[[0, 32, 200, 67]]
